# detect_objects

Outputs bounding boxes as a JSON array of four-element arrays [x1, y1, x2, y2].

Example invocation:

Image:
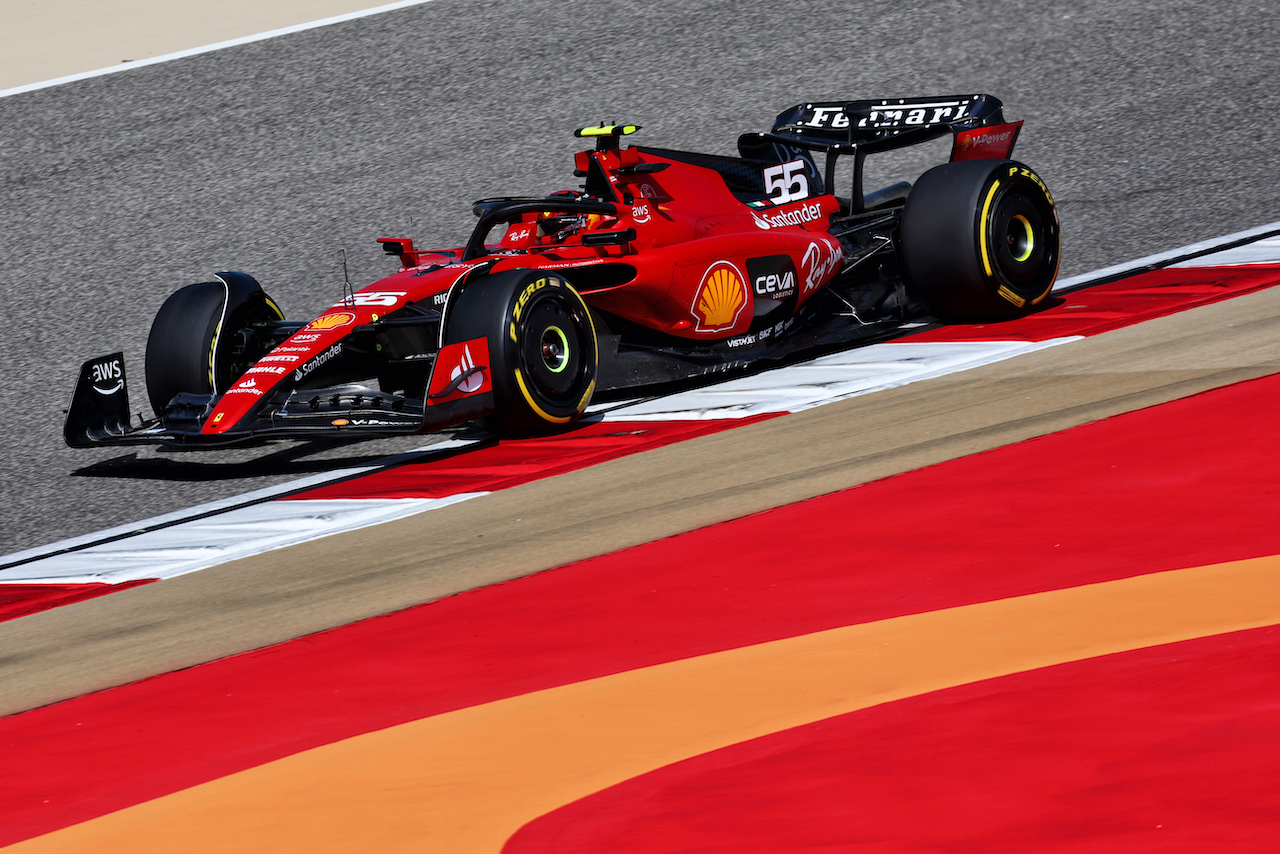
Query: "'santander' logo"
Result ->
[[450, 344, 484, 393], [692, 262, 748, 332], [427, 337, 493, 405]]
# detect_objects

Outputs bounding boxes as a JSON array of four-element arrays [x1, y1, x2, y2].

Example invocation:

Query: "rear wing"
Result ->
[[739, 94, 1023, 212], [771, 94, 1008, 145]]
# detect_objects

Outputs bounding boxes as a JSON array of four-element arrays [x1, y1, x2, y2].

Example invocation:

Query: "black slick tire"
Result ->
[[900, 159, 1060, 321], [144, 272, 283, 413]]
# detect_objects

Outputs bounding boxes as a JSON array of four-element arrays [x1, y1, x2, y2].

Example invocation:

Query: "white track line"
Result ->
[[1171, 234, 1280, 267], [0, 435, 483, 572], [602, 339, 1078, 421], [1054, 221, 1280, 290], [0, 0, 438, 100], [4, 495, 485, 585]]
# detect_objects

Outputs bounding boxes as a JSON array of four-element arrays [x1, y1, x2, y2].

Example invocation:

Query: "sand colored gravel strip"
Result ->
[[0, 1, 419, 91], [1, 285, 1278, 717], [11, 553, 1280, 853]]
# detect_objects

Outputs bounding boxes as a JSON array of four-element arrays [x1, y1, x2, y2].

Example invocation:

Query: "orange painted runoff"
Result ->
[[12, 553, 1280, 853]]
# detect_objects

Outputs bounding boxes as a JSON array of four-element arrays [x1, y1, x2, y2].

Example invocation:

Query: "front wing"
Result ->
[[64, 352, 494, 448]]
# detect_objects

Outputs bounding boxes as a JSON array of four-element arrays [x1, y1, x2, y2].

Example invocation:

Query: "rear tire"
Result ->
[[144, 272, 283, 413], [445, 269, 598, 436], [900, 159, 1060, 320]]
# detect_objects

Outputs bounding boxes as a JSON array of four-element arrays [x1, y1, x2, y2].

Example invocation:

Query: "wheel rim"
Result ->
[[514, 287, 594, 414], [541, 325, 570, 374], [1008, 213, 1035, 263], [986, 185, 1056, 298]]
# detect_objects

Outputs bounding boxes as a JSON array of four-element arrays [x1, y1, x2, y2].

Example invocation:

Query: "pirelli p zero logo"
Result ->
[[1009, 165, 1053, 204], [509, 276, 563, 342], [513, 277, 560, 321]]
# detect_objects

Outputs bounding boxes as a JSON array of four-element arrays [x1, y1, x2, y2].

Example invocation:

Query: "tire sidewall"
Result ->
[[144, 281, 228, 413], [446, 269, 598, 435], [144, 275, 281, 413]]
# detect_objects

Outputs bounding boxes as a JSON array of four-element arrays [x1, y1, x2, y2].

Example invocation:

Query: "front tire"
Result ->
[[446, 269, 598, 436], [144, 272, 283, 413], [900, 159, 1060, 320]]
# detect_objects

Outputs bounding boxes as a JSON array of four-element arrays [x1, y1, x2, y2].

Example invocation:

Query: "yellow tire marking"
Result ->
[[513, 368, 572, 424], [979, 178, 1001, 277], [1031, 239, 1062, 305], [17, 555, 1279, 854], [1010, 213, 1035, 262], [206, 319, 221, 390], [574, 379, 596, 412], [998, 285, 1027, 308]]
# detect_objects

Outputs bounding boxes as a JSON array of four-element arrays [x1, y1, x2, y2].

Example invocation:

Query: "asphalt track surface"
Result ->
[[4, 0, 1280, 554]]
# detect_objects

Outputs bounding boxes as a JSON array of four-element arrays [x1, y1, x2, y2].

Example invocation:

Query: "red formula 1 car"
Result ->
[[66, 94, 1059, 447]]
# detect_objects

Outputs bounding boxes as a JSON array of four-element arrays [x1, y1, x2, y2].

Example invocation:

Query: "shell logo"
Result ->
[[692, 262, 748, 332], [307, 311, 356, 331]]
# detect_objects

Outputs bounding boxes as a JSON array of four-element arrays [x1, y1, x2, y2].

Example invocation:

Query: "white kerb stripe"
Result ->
[[0, 495, 486, 585]]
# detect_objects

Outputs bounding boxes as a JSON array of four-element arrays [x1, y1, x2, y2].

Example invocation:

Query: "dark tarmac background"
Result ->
[[2, 0, 1279, 554]]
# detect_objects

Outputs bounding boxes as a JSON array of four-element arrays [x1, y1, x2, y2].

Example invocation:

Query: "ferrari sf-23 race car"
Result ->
[[66, 93, 1059, 448]]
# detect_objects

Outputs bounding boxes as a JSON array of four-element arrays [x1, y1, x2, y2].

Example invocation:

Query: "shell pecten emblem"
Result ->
[[306, 311, 356, 331], [692, 262, 748, 332]]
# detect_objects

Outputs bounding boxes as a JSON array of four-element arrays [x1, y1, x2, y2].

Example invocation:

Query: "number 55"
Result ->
[[764, 160, 810, 204]]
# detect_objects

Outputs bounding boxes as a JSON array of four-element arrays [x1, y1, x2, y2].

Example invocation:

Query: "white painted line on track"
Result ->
[[1171, 234, 1280, 267], [1054, 220, 1280, 290], [0, 435, 484, 573], [0, 0, 438, 100], [601, 339, 1080, 421], [0, 495, 485, 585]]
